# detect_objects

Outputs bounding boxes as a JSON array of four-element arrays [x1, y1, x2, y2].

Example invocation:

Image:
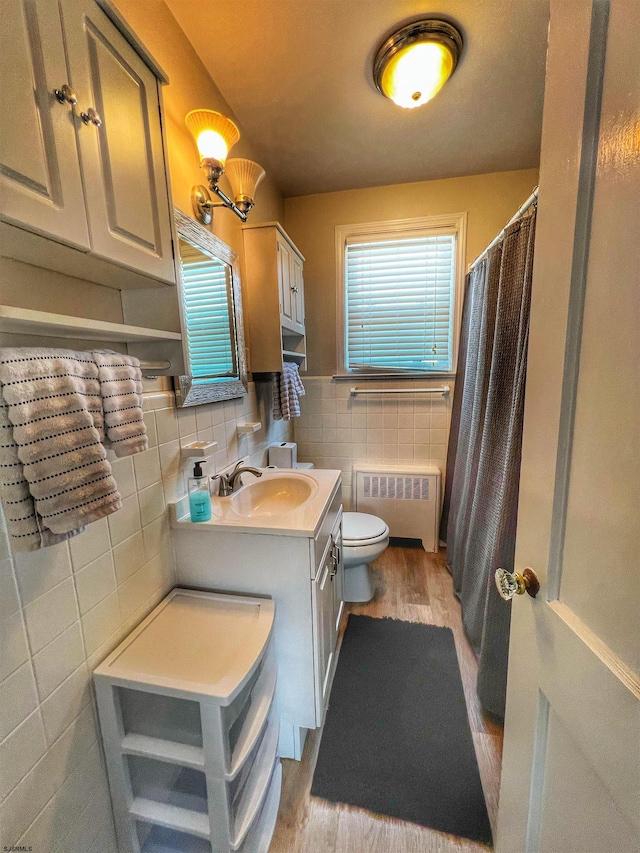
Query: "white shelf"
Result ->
[[282, 350, 305, 361], [121, 734, 205, 771], [0, 305, 182, 343], [130, 798, 210, 840]]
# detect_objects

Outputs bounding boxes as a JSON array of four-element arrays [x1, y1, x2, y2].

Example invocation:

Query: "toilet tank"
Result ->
[[352, 463, 441, 552]]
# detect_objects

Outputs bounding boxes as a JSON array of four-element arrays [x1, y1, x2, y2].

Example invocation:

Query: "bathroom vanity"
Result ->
[[170, 468, 344, 760]]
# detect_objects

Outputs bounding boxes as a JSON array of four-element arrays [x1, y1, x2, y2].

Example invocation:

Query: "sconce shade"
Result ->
[[225, 159, 266, 209], [185, 109, 240, 166], [374, 20, 462, 109]]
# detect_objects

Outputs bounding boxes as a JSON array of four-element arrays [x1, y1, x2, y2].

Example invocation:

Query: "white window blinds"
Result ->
[[179, 243, 236, 383], [345, 232, 456, 373]]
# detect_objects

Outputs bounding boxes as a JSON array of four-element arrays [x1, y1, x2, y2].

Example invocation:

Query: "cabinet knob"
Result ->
[[80, 107, 102, 127], [291, 286, 299, 293], [53, 84, 77, 106]]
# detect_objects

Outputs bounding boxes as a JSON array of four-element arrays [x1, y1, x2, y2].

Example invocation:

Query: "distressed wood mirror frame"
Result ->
[[173, 207, 248, 406]]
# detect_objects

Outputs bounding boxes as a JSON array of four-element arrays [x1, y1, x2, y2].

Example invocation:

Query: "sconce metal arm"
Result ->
[[209, 183, 248, 222]]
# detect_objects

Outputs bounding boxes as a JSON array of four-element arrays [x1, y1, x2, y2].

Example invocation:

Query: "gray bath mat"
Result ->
[[311, 615, 492, 845]]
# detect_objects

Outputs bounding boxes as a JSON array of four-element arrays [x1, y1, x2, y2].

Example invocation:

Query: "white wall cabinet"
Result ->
[[243, 221, 306, 373], [0, 0, 175, 288]]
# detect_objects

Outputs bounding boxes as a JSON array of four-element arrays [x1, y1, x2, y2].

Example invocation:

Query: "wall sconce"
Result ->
[[373, 19, 463, 109], [186, 109, 265, 224]]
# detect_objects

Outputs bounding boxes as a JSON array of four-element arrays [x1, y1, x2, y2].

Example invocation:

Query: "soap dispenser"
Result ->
[[188, 461, 212, 522]]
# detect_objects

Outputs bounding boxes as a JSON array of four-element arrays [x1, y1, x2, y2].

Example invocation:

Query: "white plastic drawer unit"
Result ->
[[93, 589, 281, 853]]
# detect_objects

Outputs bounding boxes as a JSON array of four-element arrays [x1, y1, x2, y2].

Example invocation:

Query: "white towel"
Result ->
[[273, 362, 305, 420], [91, 351, 147, 457], [0, 348, 121, 550], [0, 349, 148, 552]]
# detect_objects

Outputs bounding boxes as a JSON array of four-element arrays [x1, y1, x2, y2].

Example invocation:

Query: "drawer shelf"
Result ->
[[122, 734, 205, 771], [232, 715, 279, 849], [94, 589, 280, 853], [228, 654, 277, 779], [130, 798, 209, 840], [238, 762, 282, 853]]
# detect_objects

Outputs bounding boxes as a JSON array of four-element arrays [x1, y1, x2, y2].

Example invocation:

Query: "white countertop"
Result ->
[[170, 467, 342, 538]]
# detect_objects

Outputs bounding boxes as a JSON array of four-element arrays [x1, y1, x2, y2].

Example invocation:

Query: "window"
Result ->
[[336, 214, 466, 375]]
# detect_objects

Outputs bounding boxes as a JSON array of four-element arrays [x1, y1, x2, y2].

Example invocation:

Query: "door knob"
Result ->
[[495, 567, 540, 600]]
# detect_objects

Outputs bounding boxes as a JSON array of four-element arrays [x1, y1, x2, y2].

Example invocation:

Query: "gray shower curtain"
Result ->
[[440, 208, 536, 718]]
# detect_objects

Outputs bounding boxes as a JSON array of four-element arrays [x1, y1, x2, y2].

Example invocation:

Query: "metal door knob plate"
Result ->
[[80, 107, 102, 127], [495, 567, 540, 600]]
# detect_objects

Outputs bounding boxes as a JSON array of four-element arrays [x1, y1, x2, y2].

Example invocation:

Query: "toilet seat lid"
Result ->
[[343, 512, 388, 543]]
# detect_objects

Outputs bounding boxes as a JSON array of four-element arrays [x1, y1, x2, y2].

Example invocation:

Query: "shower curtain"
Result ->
[[440, 208, 537, 718]]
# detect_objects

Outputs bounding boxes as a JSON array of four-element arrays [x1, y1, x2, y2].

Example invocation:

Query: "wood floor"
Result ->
[[268, 545, 503, 853]]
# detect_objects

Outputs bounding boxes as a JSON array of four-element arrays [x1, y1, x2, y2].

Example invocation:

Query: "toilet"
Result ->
[[342, 511, 389, 602]]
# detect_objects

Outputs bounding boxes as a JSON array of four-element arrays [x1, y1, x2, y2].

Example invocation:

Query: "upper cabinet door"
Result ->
[[0, 0, 90, 249], [289, 250, 305, 334], [276, 234, 294, 328], [60, 0, 175, 284]]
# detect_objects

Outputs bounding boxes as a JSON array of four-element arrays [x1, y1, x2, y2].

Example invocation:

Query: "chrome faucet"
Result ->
[[217, 460, 262, 497]]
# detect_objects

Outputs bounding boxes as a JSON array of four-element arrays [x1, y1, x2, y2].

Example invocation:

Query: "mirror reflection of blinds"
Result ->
[[345, 233, 455, 372], [180, 252, 236, 383]]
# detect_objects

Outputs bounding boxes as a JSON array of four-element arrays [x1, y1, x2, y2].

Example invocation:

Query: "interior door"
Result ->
[[59, 0, 175, 283], [0, 0, 89, 249], [496, 2, 640, 851]]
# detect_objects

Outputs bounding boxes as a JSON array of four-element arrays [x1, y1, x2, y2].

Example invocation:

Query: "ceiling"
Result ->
[[166, 0, 550, 197]]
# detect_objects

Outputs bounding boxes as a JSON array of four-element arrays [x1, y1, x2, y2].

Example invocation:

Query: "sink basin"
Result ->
[[230, 475, 316, 518]]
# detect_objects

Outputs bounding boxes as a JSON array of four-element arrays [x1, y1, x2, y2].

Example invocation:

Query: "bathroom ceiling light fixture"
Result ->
[[373, 19, 463, 109], [186, 109, 265, 223]]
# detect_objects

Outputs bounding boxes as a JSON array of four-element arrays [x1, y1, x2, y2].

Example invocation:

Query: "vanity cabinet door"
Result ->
[[331, 525, 344, 635], [276, 234, 294, 329], [312, 544, 337, 723], [289, 249, 305, 334], [59, 0, 175, 284], [0, 0, 90, 249]]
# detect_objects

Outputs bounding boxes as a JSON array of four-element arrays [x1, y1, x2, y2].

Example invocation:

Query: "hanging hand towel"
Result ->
[[0, 396, 83, 550], [273, 361, 305, 420], [0, 348, 121, 551], [91, 351, 147, 457]]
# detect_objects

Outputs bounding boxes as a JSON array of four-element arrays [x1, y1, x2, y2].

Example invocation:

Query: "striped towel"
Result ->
[[91, 351, 147, 457], [0, 349, 147, 552], [273, 361, 305, 420]]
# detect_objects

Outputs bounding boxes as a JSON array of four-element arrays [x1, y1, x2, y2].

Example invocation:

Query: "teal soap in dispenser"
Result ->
[[188, 461, 211, 522]]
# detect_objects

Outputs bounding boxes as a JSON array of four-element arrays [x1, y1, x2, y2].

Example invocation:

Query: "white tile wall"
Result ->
[[294, 376, 453, 509], [0, 377, 291, 853]]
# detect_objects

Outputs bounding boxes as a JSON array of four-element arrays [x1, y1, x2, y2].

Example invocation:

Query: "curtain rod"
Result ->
[[469, 186, 538, 271]]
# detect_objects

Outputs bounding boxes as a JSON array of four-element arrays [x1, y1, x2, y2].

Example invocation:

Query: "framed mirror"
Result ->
[[173, 208, 247, 406]]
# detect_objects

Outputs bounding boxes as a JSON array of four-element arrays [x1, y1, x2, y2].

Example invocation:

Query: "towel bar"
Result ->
[[349, 386, 450, 397]]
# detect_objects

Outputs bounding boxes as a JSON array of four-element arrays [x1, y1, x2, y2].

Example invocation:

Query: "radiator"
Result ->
[[353, 463, 442, 552]]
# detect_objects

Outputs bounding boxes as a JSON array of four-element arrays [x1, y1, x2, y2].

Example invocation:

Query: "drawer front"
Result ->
[[312, 488, 342, 577]]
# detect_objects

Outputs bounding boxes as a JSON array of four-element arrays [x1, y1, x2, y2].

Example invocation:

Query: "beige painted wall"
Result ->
[[284, 168, 539, 376], [113, 0, 284, 253]]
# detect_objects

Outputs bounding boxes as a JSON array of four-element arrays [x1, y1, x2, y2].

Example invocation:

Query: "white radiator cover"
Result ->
[[353, 463, 442, 552]]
